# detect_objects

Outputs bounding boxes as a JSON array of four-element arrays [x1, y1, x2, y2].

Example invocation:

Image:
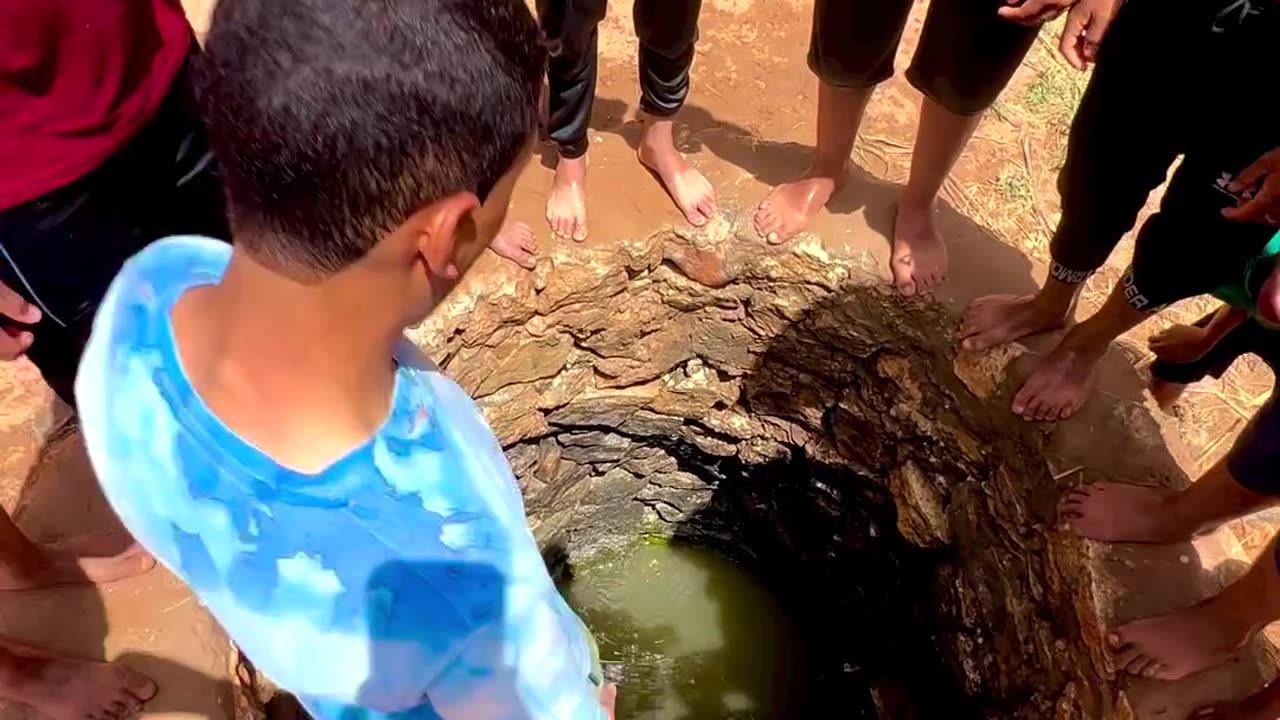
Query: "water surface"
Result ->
[[561, 542, 809, 719]]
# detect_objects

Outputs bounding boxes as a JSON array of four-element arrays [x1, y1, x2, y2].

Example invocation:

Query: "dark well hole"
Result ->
[[541, 435, 980, 720], [430, 243, 1091, 719]]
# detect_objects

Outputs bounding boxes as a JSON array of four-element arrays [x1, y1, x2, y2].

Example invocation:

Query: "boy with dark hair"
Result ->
[[74, 0, 612, 718]]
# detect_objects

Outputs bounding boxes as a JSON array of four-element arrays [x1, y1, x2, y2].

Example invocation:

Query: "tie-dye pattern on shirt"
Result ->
[[76, 236, 605, 720]]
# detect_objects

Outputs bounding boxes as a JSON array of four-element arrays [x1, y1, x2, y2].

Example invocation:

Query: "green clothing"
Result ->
[[1212, 231, 1280, 319]]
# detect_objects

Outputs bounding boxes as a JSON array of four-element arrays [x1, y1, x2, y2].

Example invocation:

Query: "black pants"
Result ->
[[1050, 0, 1280, 312], [809, 0, 1039, 116], [0, 60, 229, 407], [1227, 388, 1280, 504], [1152, 312, 1280, 386], [538, 0, 702, 159]]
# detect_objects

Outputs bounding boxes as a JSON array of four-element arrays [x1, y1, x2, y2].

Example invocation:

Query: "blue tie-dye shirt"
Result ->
[[76, 236, 605, 720]]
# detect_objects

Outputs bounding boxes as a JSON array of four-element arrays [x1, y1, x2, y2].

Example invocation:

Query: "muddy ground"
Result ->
[[0, 1, 1271, 718]]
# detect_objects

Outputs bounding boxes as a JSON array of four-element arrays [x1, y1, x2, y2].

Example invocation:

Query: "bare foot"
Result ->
[[547, 155, 588, 242], [959, 294, 1070, 353], [891, 202, 947, 296], [1110, 593, 1255, 681], [1011, 341, 1101, 421], [0, 537, 153, 591], [637, 120, 716, 228], [0, 646, 157, 720], [491, 222, 538, 270], [1058, 482, 1192, 543], [754, 170, 842, 245], [1150, 378, 1187, 413]]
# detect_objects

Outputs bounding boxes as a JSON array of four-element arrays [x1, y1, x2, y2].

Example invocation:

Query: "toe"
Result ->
[[699, 191, 718, 216], [1129, 655, 1156, 677], [1119, 649, 1152, 675], [685, 206, 709, 227], [1040, 402, 1062, 422], [892, 258, 916, 296], [116, 696, 144, 718], [756, 210, 780, 235], [125, 672, 158, 703], [1012, 381, 1038, 416]]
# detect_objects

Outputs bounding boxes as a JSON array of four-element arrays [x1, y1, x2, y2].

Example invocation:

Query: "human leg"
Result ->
[[1149, 313, 1259, 409], [634, 0, 716, 227], [1009, 269, 1149, 420], [538, 0, 607, 242], [753, 0, 908, 244], [1100, 382, 1280, 681], [1109, 531, 1280, 680], [0, 636, 157, 720], [889, 0, 1039, 295], [1007, 59, 1277, 422], [0, 511, 152, 591], [0, 63, 226, 589], [1060, 339, 1280, 546], [960, 0, 1180, 351]]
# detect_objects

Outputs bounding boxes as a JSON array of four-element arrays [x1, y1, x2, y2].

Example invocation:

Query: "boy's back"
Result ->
[[75, 1, 607, 718]]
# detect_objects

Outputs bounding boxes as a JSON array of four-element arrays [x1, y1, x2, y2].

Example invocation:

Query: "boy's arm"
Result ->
[[1150, 304, 1246, 363], [1202, 305, 1248, 345]]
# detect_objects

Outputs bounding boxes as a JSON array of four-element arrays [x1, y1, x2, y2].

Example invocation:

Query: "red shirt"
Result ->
[[0, 1, 192, 210]]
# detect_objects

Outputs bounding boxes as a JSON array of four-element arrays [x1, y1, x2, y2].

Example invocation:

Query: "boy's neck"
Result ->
[[172, 249, 403, 472]]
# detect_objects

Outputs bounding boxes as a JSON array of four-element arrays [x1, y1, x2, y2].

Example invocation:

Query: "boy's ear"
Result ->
[[416, 191, 482, 280]]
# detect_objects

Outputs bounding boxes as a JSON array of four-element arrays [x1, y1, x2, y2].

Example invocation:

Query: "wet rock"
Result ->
[[890, 461, 952, 548]]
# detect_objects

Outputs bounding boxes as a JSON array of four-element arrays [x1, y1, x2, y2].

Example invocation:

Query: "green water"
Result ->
[[561, 543, 811, 719]]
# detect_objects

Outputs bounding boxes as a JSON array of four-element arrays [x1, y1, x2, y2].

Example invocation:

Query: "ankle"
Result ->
[[640, 117, 675, 146], [555, 154, 587, 181], [897, 192, 937, 215], [1027, 290, 1076, 323]]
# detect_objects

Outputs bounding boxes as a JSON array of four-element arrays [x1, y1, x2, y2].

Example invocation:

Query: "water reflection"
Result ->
[[560, 542, 809, 719]]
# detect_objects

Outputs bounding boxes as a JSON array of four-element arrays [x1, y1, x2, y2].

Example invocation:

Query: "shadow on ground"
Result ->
[[0, 416, 234, 720]]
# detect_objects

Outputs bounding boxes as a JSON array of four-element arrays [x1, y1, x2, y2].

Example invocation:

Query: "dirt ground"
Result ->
[[0, 0, 1271, 718]]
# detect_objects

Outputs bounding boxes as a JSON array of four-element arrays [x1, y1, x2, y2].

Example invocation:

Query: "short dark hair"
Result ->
[[196, 0, 545, 273]]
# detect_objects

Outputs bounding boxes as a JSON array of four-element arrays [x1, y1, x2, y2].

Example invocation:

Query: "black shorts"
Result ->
[[1227, 390, 1280, 498], [1050, 0, 1280, 311], [808, 0, 1039, 116], [0, 59, 229, 407]]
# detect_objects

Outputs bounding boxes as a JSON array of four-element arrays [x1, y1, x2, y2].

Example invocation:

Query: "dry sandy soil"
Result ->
[[0, 1, 1270, 718]]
